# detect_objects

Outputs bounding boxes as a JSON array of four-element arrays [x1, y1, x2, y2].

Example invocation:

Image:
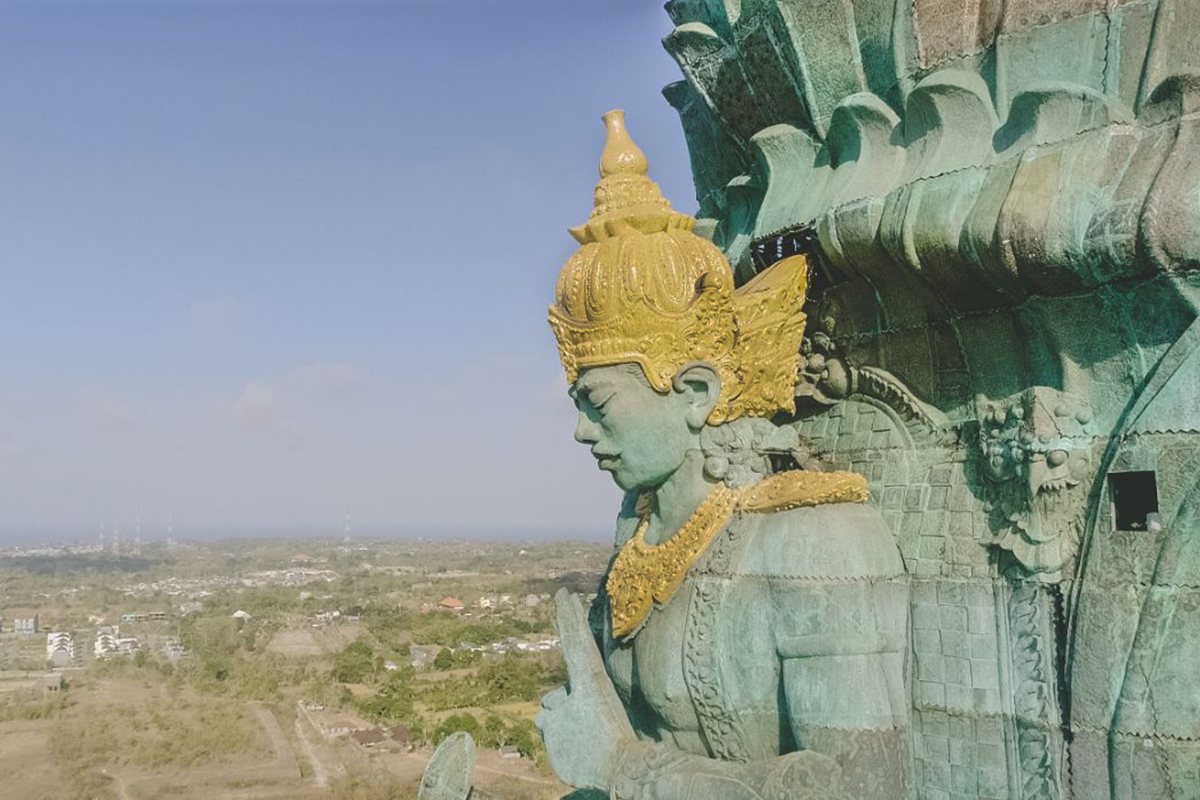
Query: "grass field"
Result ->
[[0, 674, 566, 800]]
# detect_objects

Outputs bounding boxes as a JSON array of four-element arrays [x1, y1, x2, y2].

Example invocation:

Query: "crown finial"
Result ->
[[570, 111, 679, 244], [599, 110, 648, 178]]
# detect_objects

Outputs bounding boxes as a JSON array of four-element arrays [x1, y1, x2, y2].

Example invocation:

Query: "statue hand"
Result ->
[[536, 588, 635, 790]]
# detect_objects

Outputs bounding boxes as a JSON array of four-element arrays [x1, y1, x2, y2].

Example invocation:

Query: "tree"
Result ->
[[184, 617, 239, 659], [356, 672, 414, 724], [433, 712, 479, 745], [479, 714, 505, 748], [478, 654, 538, 702], [506, 719, 540, 758], [432, 648, 454, 670], [331, 639, 375, 684], [450, 649, 480, 668]]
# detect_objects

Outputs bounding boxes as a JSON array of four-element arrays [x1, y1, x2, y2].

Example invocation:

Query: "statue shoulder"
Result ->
[[733, 471, 904, 580]]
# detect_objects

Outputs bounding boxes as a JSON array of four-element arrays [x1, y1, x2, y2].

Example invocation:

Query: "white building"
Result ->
[[5, 609, 39, 635], [94, 627, 119, 659], [163, 638, 186, 664], [410, 645, 436, 669], [115, 636, 141, 657], [324, 719, 358, 739], [94, 626, 140, 658], [46, 632, 75, 668]]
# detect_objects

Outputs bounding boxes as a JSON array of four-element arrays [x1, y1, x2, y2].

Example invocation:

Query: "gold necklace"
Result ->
[[606, 482, 739, 638], [605, 470, 869, 639]]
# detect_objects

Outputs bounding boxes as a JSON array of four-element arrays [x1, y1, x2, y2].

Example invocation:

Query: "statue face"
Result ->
[[570, 364, 704, 492]]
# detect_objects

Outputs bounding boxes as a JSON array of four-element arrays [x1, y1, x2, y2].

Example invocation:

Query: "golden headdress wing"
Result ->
[[717, 255, 808, 423]]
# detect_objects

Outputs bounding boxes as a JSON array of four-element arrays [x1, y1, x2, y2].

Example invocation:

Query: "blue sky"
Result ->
[[0, 0, 697, 543]]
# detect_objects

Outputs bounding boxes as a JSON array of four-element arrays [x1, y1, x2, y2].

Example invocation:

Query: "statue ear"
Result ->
[[673, 362, 721, 430]]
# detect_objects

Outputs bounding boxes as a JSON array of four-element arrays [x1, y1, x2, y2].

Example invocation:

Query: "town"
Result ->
[[0, 536, 611, 799]]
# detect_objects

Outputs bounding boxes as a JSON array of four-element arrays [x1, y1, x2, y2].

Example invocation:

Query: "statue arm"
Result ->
[[604, 740, 848, 800], [539, 591, 850, 800], [777, 632, 910, 798], [756, 505, 911, 797], [603, 631, 908, 800]]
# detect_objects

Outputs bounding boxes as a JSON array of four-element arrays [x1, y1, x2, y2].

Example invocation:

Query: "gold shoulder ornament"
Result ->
[[738, 469, 869, 513], [606, 470, 870, 639]]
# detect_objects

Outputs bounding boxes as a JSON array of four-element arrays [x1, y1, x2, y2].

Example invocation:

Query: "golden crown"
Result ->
[[547, 110, 808, 425]]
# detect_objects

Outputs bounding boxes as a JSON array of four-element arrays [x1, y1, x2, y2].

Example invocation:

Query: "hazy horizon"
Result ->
[[2, 520, 617, 549], [0, 0, 692, 543]]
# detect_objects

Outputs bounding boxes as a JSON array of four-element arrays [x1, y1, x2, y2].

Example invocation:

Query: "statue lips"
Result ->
[[592, 449, 620, 471]]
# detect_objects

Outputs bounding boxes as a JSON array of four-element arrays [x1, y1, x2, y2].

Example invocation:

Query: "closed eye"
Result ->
[[589, 390, 615, 410]]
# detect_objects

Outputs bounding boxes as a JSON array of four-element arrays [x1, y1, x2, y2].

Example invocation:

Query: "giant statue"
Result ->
[[424, 2, 1200, 798], [533, 110, 910, 800]]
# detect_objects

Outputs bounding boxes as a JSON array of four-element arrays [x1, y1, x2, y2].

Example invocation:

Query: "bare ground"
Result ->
[[0, 720, 69, 800]]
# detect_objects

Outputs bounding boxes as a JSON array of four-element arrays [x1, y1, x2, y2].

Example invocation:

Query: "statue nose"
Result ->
[[574, 412, 601, 444]]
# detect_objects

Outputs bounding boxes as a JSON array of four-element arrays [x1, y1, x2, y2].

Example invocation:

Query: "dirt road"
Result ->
[[294, 702, 330, 788]]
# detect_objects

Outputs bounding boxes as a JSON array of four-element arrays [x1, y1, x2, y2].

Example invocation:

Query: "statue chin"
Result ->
[[599, 463, 637, 493], [605, 464, 666, 494]]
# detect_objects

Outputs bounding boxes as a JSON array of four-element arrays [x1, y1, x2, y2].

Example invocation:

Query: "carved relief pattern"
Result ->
[[796, 330, 852, 407], [976, 388, 1097, 584], [683, 512, 753, 763], [794, 726, 909, 799], [701, 416, 805, 487], [794, 396, 979, 580], [610, 741, 851, 800], [1007, 582, 1062, 800], [608, 483, 740, 639], [609, 743, 691, 800], [851, 367, 953, 446], [608, 471, 868, 639], [654, 2, 1200, 800]]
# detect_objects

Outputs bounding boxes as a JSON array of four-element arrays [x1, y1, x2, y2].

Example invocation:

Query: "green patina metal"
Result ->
[[658, 1, 1200, 798], [428, 3, 1200, 798]]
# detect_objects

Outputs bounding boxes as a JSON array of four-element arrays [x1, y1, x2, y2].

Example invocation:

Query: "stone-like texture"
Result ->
[[662, 1, 1200, 798], [534, 105, 917, 800]]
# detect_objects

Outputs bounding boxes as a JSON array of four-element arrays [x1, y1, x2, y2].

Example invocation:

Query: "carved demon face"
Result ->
[[979, 390, 1093, 498], [977, 388, 1096, 578]]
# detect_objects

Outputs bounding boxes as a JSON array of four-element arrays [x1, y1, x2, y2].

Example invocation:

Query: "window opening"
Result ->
[[749, 226, 846, 294], [1109, 471, 1159, 531]]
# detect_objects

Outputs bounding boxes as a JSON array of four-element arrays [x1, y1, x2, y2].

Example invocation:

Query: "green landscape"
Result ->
[[0, 537, 611, 799]]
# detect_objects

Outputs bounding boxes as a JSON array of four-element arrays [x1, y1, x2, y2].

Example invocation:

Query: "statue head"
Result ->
[[548, 110, 810, 490], [570, 362, 721, 491]]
